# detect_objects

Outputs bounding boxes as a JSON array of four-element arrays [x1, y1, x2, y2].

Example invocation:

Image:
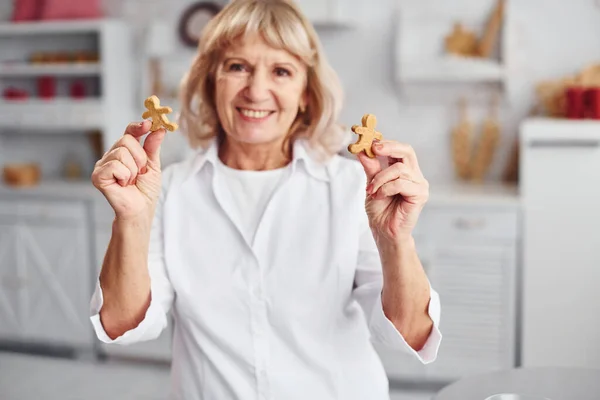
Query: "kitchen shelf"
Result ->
[[399, 56, 505, 83], [0, 19, 113, 36], [0, 99, 104, 129], [0, 63, 101, 77]]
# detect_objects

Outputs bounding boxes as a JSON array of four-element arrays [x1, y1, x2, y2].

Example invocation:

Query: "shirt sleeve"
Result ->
[[352, 212, 442, 364], [89, 181, 175, 345]]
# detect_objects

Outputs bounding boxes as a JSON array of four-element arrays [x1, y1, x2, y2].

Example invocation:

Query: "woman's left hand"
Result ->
[[357, 140, 429, 244]]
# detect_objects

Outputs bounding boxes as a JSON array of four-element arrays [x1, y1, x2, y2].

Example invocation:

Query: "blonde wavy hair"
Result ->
[[179, 0, 346, 160]]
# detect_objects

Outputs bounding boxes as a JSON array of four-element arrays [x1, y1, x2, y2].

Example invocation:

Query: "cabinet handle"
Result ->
[[528, 139, 600, 148], [454, 217, 486, 230]]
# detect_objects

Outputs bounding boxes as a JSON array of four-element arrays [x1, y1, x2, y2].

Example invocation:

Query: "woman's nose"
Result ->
[[245, 71, 271, 102]]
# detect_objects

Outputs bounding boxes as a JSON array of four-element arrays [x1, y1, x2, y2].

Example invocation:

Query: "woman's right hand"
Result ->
[[92, 120, 167, 221]]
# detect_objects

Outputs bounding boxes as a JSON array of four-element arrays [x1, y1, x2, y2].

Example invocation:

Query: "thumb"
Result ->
[[357, 151, 382, 184], [143, 128, 167, 164]]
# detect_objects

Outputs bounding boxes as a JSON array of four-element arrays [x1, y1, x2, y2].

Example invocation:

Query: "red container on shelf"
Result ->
[[37, 76, 56, 99], [566, 86, 585, 119], [584, 87, 600, 119]]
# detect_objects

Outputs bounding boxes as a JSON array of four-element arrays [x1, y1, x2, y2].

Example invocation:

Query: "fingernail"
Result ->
[[373, 143, 382, 149]]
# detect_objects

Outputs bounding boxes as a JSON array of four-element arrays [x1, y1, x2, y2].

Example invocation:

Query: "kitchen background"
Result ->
[[0, 0, 599, 399]]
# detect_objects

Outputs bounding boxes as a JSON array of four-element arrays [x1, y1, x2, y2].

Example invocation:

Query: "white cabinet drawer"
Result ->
[[0, 200, 17, 218], [426, 207, 519, 241], [18, 201, 86, 222]]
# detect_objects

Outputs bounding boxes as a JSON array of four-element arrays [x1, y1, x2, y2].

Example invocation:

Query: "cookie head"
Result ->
[[144, 95, 160, 109]]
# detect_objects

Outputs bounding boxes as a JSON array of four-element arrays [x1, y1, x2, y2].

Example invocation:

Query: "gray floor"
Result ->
[[0, 351, 171, 400], [0, 351, 435, 400]]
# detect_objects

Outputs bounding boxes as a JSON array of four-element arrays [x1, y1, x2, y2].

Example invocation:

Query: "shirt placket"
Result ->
[[249, 255, 271, 400]]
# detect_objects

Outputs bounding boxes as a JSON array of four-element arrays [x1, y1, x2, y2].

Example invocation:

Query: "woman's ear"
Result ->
[[299, 91, 309, 113]]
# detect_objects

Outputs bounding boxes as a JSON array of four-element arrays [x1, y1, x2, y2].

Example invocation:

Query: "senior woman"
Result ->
[[90, 0, 441, 399]]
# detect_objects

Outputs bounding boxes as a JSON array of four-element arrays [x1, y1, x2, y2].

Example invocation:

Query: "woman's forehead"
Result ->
[[223, 35, 302, 64]]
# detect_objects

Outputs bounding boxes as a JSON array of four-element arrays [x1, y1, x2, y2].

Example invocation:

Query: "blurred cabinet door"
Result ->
[[19, 222, 92, 347], [0, 198, 94, 349], [375, 207, 518, 383], [0, 221, 22, 340], [425, 242, 517, 380], [521, 119, 600, 368]]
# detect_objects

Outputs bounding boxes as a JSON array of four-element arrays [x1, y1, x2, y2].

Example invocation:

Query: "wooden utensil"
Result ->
[[451, 98, 473, 180], [477, 0, 505, 58], [471, 96, 501, 182]]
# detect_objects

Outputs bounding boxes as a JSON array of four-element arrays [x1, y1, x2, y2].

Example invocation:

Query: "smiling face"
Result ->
[[214, 34, 308, 146]]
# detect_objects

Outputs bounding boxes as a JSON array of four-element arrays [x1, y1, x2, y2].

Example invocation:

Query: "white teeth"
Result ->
[[240, 109, 270, 119]]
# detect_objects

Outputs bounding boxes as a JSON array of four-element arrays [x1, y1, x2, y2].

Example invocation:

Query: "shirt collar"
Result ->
[[181, 138, 331, 183]]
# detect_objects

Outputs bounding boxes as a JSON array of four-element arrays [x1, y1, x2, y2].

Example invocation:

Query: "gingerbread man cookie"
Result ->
[[348, 113, 383, 158], [142, 95, 179, 132]]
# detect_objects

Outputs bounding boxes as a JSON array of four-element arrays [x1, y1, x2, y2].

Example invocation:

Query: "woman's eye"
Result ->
[[228, 63, 246, 72], [274, 67, 291, 77]]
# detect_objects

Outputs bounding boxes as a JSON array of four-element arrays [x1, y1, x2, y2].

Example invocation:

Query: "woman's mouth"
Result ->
[[237, 107, 274, 121]]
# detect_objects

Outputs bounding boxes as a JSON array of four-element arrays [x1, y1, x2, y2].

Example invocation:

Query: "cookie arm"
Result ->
[[157, 106, 173, 114], [352, 210, 442, 364], [142, 110, 152, 119]]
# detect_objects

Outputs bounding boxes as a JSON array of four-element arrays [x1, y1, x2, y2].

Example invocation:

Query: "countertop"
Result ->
[[0, 179, 520, 208], [0, 179, 102, 201]]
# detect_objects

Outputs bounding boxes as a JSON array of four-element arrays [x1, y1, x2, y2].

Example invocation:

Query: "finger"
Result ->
[[124, 120, 152, 139], [368, 162, 416, 195], [143, 128, 167, 164], [372, 178, 428, 201], [107, 134, 148, 173], [372, 140, 420, 170], [93, 160, 132, 188], [357, 151, 382, 185], [102, 147, 139, 185]]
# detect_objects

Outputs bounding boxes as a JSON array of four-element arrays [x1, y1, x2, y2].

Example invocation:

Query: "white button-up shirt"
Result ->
[[90, 139, 442, 400]]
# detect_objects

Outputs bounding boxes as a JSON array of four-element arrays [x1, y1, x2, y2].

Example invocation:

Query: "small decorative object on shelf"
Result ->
[[536, 63, 600, 118], [451, 98, 473, 180], [37, 76, 56, 99], [39, 0, 102, 20], [3, 87, 29, 100], [12, 0, 102, 22], [30, 51, 99, 64], [443, 0, 505, 60], [11, 0, 42, 22], [444, 23, 478, 57], [451, 97, 502, 183], [2, 163, 41, 187], [178, 2, 222, 48], [62, 154, 83, 180], [476, 0, 505, 58], [471, 96, 501, 182], [70, 80, 86, 98]]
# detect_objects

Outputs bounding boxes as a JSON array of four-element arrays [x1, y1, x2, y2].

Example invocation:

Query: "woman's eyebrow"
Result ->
[[275, 62, 298, 72]]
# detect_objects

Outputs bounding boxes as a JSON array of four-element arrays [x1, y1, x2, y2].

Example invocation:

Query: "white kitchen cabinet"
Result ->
[[293, 0, 353, 26], [520, 118, 600, 368], [376, 202, 519, 383], [0, 198, 93, 348], [0, 221, 20, 340]]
